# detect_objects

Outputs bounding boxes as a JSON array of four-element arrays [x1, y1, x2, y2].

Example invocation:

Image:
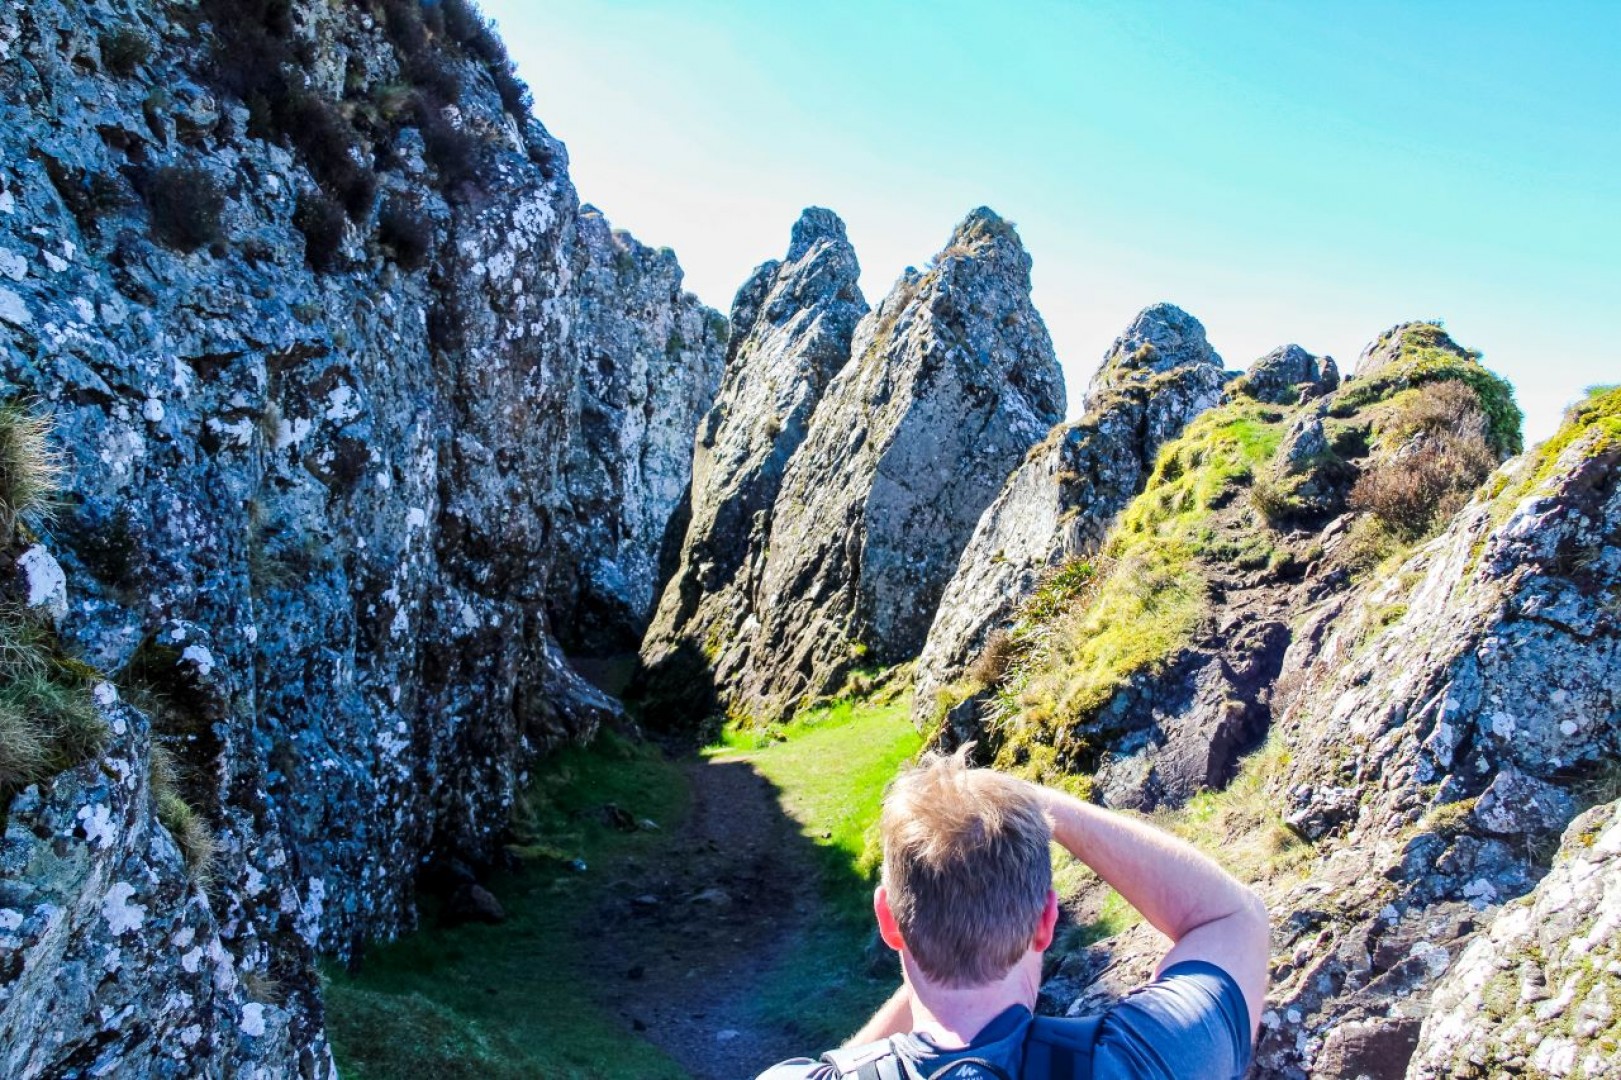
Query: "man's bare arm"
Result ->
[[845, 982, 912, 1045], [1030, 786, 1270, 1038]]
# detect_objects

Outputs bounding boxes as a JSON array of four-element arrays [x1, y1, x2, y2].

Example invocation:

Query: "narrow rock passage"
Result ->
[[581, 755, 822, 1079]]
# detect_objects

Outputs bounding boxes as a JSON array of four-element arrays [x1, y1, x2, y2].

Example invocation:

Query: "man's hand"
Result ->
[[1024, 781, 1270, 1040]]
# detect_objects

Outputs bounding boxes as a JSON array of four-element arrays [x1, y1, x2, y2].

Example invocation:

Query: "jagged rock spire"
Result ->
[[708, 207, 1066, 723], [637, 208, 867, 720]]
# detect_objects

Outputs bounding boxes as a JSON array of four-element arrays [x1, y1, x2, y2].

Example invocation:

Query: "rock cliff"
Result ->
[[710, 208, 1065, 723], [914, 303, 1226, 719], [638, 209, 866, 721], [0, 0, 720, 1072]]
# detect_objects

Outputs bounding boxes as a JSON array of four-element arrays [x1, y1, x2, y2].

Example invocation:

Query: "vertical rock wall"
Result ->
[[0, 0, 722, 1071]]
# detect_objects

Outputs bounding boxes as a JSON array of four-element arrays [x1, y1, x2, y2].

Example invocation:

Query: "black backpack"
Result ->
[[818, 1014, 1102, 1080]]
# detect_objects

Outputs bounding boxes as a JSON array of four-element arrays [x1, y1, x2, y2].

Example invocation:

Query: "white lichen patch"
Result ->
[[180, 644, 215, 678], [76, 803, 117, 849], [240, 1002, 266, 1038], [101, 882, 147, 935], [0, 285, 31, 325], [323, 383, 360, 423], [18, 544, 68, 620], [0, 248, 25, 279]]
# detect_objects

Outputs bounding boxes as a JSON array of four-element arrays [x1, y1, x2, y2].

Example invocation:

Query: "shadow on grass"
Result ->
[[323, 681, 915, 1079]]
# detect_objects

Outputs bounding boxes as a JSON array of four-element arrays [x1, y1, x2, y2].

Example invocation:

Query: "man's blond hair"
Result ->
[[879, 747, 1052, 987]]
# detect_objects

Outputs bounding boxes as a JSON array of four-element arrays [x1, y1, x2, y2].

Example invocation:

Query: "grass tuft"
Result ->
[[0, 402, 62, 536]]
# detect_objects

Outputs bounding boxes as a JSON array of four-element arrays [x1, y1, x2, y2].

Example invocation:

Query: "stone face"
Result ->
[[1246, 401, 1618, 1077], [712, 208, 1065, 722], [638, 208, 866, 721], [914, 303, 1225, 717], [0, 696, 330, 1078], [550, 206, 726, 654], [0, 1, 716, 1071], [1409, 798, 1621, 1078]]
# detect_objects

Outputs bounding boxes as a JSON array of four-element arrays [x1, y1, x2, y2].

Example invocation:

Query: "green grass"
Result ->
[[324, 731, 691, 1080], [1484, 384, 1621, 515], [1331, 323, 1522, 457], [991, 403, 1286, 762], [705, 686, 924, 1046]]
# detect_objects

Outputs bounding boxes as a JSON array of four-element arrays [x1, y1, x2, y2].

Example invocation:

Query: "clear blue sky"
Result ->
[[482, 0, 1619, 444]]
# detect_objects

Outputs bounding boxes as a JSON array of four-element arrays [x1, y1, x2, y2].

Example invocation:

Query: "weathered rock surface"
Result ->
[[1044, 382, 1619, 1079], [638, 209, 866, 720], [1239, 343, 1339, 404], [0, 0, 718, 1072], [550, 206, 726, 654], [713, 208, 1065, 722], [914, 303, 1225, 717], [1409, 797, 1621, 1077], [0, 693, 329, 1078]]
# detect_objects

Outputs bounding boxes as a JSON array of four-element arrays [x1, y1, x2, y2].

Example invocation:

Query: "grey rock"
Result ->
[[550, 206, 726, 654], [716, 208, 1065, 722], [915, 303, 1225, 717], [1242, 344, 1337, 404], [638, 208, 866, 721], [0, 0, 716, 1071], [1409, 798, 1621, 1078], [0, 695, 329, 1078]]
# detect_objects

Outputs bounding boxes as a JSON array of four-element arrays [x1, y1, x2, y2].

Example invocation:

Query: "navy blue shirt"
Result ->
[[756, 961, 1252, 1079]]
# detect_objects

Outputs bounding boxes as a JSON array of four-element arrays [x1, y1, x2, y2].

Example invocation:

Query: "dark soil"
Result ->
[[581, 756, 818, 1080]]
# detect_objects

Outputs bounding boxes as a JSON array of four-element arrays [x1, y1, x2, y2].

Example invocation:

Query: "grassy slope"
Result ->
[[323, 732, 690, 1080], [707, 688, 924, 1047]]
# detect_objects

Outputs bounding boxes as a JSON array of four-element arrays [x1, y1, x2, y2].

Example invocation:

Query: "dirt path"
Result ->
[[578, 754, 819, 1080]]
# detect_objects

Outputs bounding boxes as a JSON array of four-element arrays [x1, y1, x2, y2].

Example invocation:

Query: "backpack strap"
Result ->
[[1020, 1015, 1102, 1080], [822, 1039, 907, 1080]]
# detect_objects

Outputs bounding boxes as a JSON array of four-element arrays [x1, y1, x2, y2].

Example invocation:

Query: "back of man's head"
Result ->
[[880, 747, 1053, 988]]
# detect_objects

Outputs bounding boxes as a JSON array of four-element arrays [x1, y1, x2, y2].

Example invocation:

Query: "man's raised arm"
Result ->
[[1027, 784, 1270, 1038]]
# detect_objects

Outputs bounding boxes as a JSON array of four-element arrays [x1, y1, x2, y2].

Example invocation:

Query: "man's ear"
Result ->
[[1031, 889, 1059, 953], [874, 886, 906, 952]]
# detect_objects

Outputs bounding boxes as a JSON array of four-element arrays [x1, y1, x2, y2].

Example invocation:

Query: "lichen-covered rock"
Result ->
[[714, 208, 1065, 722], [637, 209, 866, 721], [550, 206, 726, 654], [914, 303, 1225, 718], [0, 0, 717, 1071], [0, 692, 331, 1079], [1239, 343, 1338, 405], [1249, 392, 1617, 1077], [1408, 797, 1621, 1078]]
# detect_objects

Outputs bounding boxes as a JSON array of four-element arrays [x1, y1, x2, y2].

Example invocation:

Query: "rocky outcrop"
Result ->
[[1235, 343, 1339, 404], [550, 206, 727, 654], [637, 209, 866, 721], [1243, 385, 1618, 1078], [710, 209, 1065, 723], [0, 0, 719, 1071], [1043, 383, 1619, 1079], [914, 303, 1225, 718], [964, 324, 1521, 812], [1408, 797, 1621, 1078]]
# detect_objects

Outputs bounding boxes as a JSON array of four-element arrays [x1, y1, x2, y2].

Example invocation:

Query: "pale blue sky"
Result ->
[[483, 0, 1619, 444]]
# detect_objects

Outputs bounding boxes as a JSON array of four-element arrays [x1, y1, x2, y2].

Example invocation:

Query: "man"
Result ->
[[756, 748, 1268, 1079]]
